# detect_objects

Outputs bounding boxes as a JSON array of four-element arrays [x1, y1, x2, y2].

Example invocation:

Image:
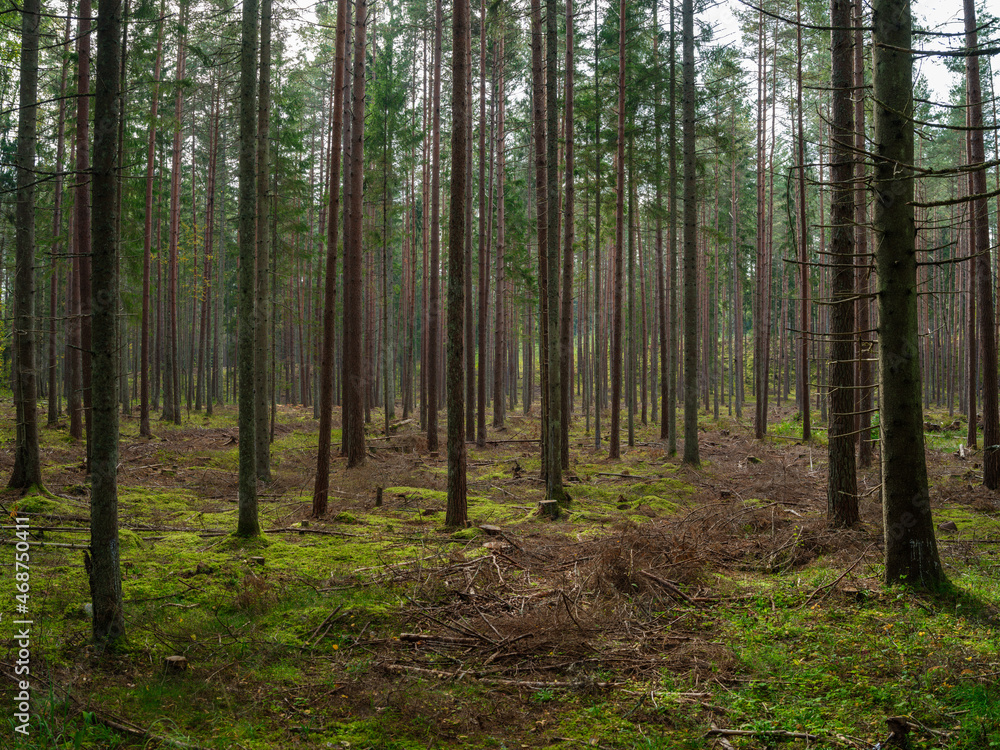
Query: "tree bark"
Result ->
[[447, 0, 470, 527], [544, 0, 564, 506], [139, 1, 164, 438], [237, 0, 260, 536], [344, 0, 368, 467], [9, 0, 43, 490], [795, 0, 810, 440], [964, 0, 999, 489], [164, 0, 187, 426], [681, 0, 699, 466], [90, 0, 125, 648], [425, 0, 443, 453], [610, 0, 626, 461], [49, 10, 73, 429], [828, 0, 858, 527], [593, 0, 603, 450], [655, 1, 667, 441], [855, 0, 873, 468], [198, 85, 219, 417], [493, 34, 507, 429], [873, 0, 943, 587], [477, 0, 488, 447], [76, 0, 94, 457], [313, 0, 349, 514], [560, 0, 575, 470], [530, 0, 548, 476], [667, 0, 678, 454], [255, 0, 272, 480]]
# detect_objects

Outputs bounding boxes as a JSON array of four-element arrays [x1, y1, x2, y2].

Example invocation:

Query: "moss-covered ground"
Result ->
[[0, 400, 998, 749]]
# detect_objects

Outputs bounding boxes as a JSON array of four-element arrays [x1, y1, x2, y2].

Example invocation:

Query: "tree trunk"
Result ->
[[560, 0, 575, 469], [139, 1, 164, 438], [447, 0, 470, 527], [610, 0, 626, 461], [593, 0, 603, 450], [795, 0, 810, 439], [681, 0, 699, 466], [493, 34, 507, 429], [76, 0, 94, 458], [344, 0, 368, 467], [544, 0, 564, 507], [424, 0, 443, 453], [855, 0, 873, 467], [89, 0, 125, 648], [828, 0, 858, 527], [655, 1, 667, 441], [964, 0, 999, 489], [49, 10, 73, 428], [873, 0, 943, 587], [627, 143, 636, 447], [255, 0, 272, 480], [667, 0, 678, 454], [237, 0, 260, 536], [530, 0, 548, 477], [462, 30, 474, 440], [164, 0, 187, 426], [199, 85, 220, 417], [313, 0, 349, 515], [9, 0, 42, 490], [477, 0, 488, 446]]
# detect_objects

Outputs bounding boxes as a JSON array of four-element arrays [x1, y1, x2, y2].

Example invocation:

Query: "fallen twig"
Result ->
[[266, 526, 360, 538], [639, 570, 695, 604], [707, 725, 847, 746], [400, 632, 480, 646], [798, 543, 877, 609]]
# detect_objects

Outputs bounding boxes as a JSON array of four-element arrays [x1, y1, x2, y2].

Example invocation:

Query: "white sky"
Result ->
[[286, 0, 981, 103]]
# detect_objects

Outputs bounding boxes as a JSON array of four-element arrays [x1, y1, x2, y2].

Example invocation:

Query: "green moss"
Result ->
[[13, 493, 65, 515], [119, 528, 145, 549]]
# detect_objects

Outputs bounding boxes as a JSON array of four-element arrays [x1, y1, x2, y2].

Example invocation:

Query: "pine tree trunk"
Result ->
[[964, 0, 999, 489], [560, 0, 575, 469], [828, 0, 858, 527], [493, 35, 507, 429], [681, 0, 699, 466], [654, 1, 667, 441], [313, 0, 349, 515], [197, 83, 219, 415], [796, 0, 811, 439], [49, 10, 73, 428], [855, 0, 873, 467], [544, 0, 564, 507], [667, 0, 678, 454], [610, 0, 626, 461], [426, 0, 442, 453], [530, 0, 549, 476], [873, 0, 943, 586], [255, 0, 272, 480], [164, 1, 187, 426], [462, 27, 474, 440], [9, 0, 42, 490], [476, 0, 488, 446], [447, 0, 470, 527], [89, 0, 125, 647], [139, 3, 164, 438], [627, 145, 636, 447], [593, 0, 603, 450], [76, 0, 95, 456], [237, 0, 260, 536], [344, 0, 368, 467]]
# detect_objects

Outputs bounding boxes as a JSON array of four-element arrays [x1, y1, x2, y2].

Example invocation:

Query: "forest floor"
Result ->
[[1, 399, 999, 749]]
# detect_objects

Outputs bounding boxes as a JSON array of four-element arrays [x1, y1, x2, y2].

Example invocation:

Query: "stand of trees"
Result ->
[[5, 0, 1000, 646]]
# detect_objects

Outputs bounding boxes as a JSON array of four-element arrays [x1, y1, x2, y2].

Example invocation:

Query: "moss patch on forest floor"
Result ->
[[1, 402, 999, 749]]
